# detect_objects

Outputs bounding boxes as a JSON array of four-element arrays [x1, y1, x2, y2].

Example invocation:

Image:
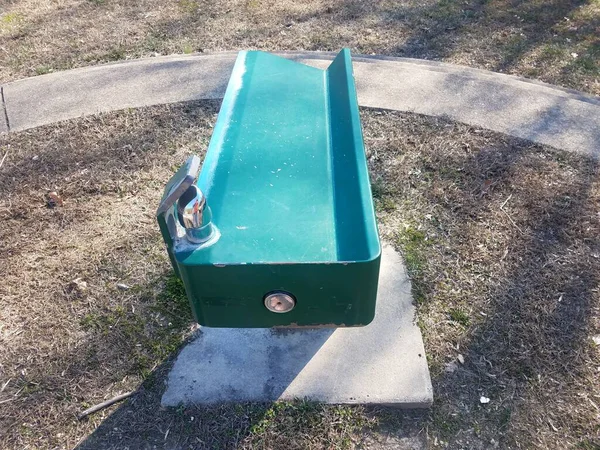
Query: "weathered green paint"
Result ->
[[158, 49, 381, 327]]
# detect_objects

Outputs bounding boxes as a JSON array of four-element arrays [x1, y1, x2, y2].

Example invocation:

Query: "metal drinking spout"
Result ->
[[177, 185, 207, 229], [176, 185, 216, 244]]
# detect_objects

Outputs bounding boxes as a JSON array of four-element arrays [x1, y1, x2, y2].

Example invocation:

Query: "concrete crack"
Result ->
[[1, 86, 10, 132]]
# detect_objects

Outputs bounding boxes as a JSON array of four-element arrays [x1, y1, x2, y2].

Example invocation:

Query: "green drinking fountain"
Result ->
[[157, 49, 381, 327]]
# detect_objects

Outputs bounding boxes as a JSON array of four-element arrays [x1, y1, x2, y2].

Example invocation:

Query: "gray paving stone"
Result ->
[[2, 51, 599, 158], [161, 243, 433, 407]]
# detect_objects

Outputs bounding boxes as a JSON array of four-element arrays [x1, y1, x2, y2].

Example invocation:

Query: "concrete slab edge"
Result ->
[[0, 86, 9, 133], [5, 51, 600, 106], [2, 51, 599, 159]]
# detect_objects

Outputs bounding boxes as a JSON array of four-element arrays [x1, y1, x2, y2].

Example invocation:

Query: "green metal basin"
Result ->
[[157, 49, 381, 327]]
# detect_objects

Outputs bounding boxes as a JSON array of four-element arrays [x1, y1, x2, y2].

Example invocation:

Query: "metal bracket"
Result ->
[[156, 155, 201, 277], [156, 155, 201, 217]]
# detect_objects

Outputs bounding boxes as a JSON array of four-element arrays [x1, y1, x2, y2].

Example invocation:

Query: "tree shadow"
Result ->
[[0, 100, 221, 448], [133, 0, 599, 97], [364, 108, 599, 447], [2, 100, 599, 448], [3, 0, 597, 95]]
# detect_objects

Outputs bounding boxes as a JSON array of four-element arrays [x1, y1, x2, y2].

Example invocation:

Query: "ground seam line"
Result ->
[[1, 86, 10, 132]]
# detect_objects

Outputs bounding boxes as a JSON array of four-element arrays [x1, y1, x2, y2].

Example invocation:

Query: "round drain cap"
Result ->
[[264, 291, 296, 313]]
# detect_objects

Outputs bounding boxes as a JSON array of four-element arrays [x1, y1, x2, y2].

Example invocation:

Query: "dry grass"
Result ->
[[0, 0, 599, 95], [0, 101, 219, 448], [364, 110, 600, 448], [0, 102, 599, 449]]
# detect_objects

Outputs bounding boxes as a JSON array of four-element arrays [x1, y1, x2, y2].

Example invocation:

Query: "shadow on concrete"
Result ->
[[3, 55, 236, 131], [438, 71, 600, 158], [75, 328, 334, 449], [161, 326, 335, 406]]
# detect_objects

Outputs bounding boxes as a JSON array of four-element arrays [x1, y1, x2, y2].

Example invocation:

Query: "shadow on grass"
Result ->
[[76, 107, 600, 449], [76, 390, 376, 449], [365, 108, 599, 447], [449, 150, 596, 445], [143, 0, 598, 92], [2, 101, 598, 449], [2, 0, 598, 95]]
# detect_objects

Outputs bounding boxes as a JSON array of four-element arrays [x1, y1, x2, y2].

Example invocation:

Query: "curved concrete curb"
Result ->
[[1, 51, 599, 157]]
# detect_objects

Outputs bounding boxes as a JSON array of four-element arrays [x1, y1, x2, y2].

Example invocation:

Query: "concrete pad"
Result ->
[[2, 51, 600, 158], [161, 243, 433, 407]]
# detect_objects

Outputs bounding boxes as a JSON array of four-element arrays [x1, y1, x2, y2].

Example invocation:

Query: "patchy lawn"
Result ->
[[0, 102, 598, 449], [366, 110, 600, 449], [0, 0, 599, 95]]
